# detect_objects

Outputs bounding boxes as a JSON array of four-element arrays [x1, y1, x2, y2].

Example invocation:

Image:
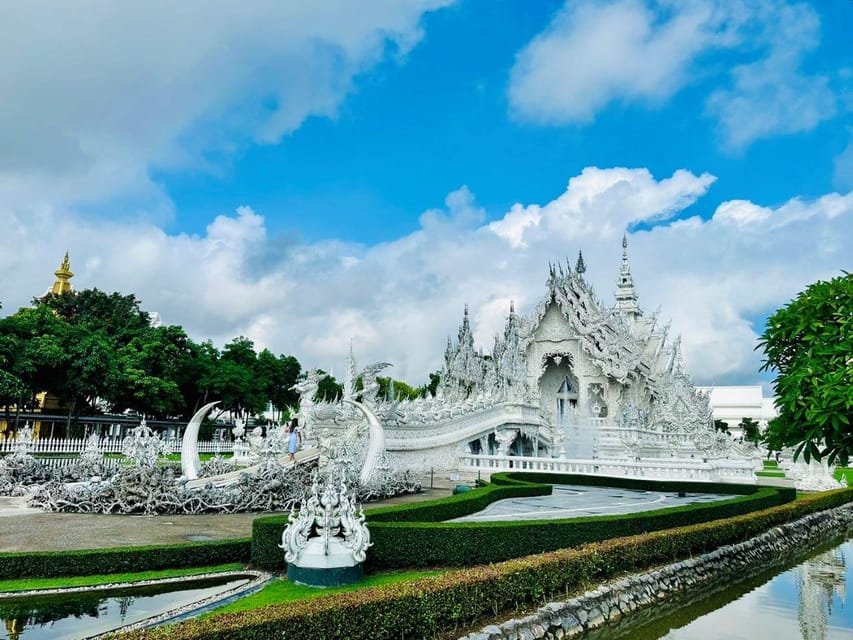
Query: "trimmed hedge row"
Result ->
[[366, 472, 551, 522], [252, 473, 795, 570], [251, 474, 551, 569], [0, 538, 251, 580], [114, 487, 853, 640]]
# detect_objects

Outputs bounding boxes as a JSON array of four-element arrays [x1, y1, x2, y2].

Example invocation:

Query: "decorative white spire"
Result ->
[[343, 341, 357, 402], [575, 250, 586, 275], [614, 233, 642, 321]]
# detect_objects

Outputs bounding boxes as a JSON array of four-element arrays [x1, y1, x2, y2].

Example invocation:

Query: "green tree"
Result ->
[[713, 419, 730, 434], [416, 371, 441, 398], [111, 325, 189, 417], [314, 370, 343, 402], [209, 337, 269, 420], [256, 350, 301, 421], [738, 417, 762, 444], [180, 339, 221, 417], [758, 273, 853, 464], [0, 305, 69, 431], [377, 376, 422, 401]]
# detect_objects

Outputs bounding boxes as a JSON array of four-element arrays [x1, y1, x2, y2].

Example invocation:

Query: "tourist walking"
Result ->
[[287, 418, 302, 462]]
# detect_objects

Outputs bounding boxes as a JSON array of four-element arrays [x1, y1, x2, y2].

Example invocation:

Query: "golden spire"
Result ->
[[50, 251, 74, 295]]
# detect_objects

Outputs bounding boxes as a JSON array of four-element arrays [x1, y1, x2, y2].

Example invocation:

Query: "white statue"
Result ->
[[121, 419, 170, 468], [280, 472, 372, 586]]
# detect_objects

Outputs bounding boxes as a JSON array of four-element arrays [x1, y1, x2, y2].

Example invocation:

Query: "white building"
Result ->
[[298, 237, 759, 483], [695, 386, 778, 436]]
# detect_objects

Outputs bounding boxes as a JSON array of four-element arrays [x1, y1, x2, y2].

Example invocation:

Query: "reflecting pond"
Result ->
[[598, 537, 853, 640], [1, 575, 250, 639]]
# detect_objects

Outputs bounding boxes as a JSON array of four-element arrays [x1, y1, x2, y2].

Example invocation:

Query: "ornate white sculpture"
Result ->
[[280, 473, 372, 586], [343, 399, 386, 485], [181, 401, 220, 480], [306, 237, 756, 483], [232, 417, 245, 440], [788, 457, 845, 492], [121, 419, 170, 468], [13, 422, 34, 458]]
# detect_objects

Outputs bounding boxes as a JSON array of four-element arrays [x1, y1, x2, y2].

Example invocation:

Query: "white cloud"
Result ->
[[0, 1, 451, 212], [2, 166, 850, 389], [706, 2, 836, 150], [508, 0, 723, 124], [508, 0, 837, 148]]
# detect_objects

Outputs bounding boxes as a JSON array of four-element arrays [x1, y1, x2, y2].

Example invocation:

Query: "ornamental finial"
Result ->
[[50, 251, 74, 295], [575, 250, 586, 275]]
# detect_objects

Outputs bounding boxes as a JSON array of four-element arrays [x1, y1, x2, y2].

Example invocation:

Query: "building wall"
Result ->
[[696, 385, 778, 434]]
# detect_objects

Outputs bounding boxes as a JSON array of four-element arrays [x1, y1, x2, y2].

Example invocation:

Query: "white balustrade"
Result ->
[[459, 452, 756, 483], [0, 436, 233, 455]]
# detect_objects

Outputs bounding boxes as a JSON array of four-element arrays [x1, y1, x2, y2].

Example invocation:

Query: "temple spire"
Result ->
[[575, 250, 586, 275], [49, 251, 74, 296], [614, 234, 641, 321], [343, 341, 357, 402]]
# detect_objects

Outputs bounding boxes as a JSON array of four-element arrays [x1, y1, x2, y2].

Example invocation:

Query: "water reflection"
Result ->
[[600, 538, 853, 640], [798, 546, 846, 640], [0, 576, 249, 639]]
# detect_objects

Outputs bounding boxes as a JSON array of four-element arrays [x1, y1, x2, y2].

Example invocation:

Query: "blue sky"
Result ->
[[150, 0, 853, 244], [0, 0, 851, 386]]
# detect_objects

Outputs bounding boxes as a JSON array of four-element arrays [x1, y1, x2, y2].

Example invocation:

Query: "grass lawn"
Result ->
[[0, 563, 245, 593], [757, 460, 785, 478], [209, 569, 444, 615], [834, 467, 853, 485]]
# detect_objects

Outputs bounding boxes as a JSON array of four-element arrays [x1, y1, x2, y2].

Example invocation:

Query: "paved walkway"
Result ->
[[0, 479, 453, 553], [450, 484, 732, 522]]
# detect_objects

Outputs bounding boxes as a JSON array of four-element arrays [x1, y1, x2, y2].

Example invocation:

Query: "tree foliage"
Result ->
[[2, 287, 434, 431], [738, 417, 761, 444], [758, 273, 853, 464], [0, 290, 306, 427]]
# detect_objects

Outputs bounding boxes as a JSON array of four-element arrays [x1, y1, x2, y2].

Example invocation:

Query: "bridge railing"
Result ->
[[459, 453, 756, 483]]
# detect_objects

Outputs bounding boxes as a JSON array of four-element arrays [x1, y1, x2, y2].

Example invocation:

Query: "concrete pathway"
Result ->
[[450, 484, 732, 522], [0, 480, 452, 553]]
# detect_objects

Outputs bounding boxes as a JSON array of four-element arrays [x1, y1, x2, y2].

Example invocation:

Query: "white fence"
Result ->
[[0, 437, 233, 456], [37, 457, 124, 471], [459, 453, 757, 483]]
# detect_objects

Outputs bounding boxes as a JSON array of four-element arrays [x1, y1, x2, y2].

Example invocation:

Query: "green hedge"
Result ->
[[0, 538, 251, 580], [253, 473, 795, 570], [114, 487, 853, 640], [252, 475, 551, 570]]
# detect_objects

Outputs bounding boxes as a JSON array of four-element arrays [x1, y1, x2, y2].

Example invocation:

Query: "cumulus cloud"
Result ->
[[2, 167, 850, 388], [705, 2, 836, 150], [0, 1, 451, 212], [508, 0, 837, 148]]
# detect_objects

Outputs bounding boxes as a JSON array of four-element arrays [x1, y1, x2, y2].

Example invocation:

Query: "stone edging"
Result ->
[[459, 504, 853, 640], [92, 569, 273, 637]]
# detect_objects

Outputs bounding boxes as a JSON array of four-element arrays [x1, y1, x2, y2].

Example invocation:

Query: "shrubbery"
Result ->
[[0, 538, 251, 580], [252, 473, 550, 569], [114, 487, 853, 640], [252, 473, 794, 570]]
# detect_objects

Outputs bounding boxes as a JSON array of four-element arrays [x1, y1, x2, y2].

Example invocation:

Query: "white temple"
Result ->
[[302, 237, 758, 484]]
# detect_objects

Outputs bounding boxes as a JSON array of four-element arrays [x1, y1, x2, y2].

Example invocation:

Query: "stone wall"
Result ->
[[458, 504, 853, 640]]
